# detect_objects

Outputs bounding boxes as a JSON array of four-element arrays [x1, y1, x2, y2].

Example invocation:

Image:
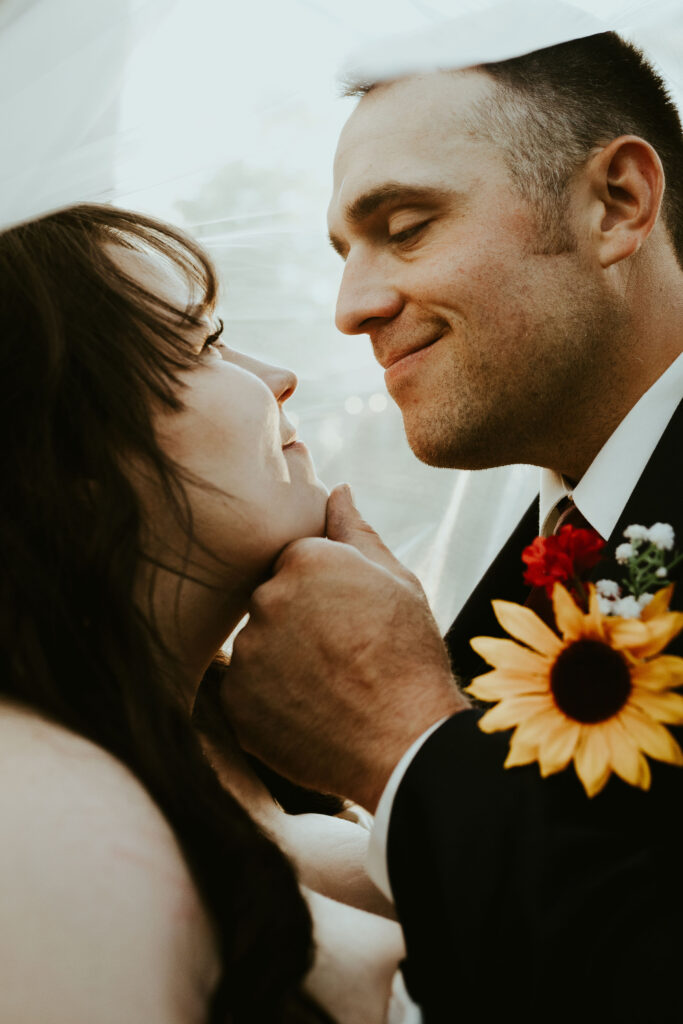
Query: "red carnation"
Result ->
[[522, 525, 605, 599], [522, 535, 573, 593], [554, 525, 605, 574]]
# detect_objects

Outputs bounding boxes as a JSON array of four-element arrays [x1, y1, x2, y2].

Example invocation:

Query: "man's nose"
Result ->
[[335, 257, 403, 336]]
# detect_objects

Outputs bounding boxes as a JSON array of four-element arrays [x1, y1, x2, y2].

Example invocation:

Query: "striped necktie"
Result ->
[[553, 495, 592, 533]]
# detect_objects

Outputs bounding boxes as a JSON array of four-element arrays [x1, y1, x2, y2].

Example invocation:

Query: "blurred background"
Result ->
[[4, 0, 681, 626]]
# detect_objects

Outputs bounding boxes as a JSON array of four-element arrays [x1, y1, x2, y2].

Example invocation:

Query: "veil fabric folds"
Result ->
[[0, 0, 173, 232], [1, 0, 680, 627], [3, 0, 680, 236]]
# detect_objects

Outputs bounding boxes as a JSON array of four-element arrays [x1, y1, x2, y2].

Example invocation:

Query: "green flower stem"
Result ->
[[623, 543, 681, 597], [668, 551, 683, 572], [571, 574, 588, 609]]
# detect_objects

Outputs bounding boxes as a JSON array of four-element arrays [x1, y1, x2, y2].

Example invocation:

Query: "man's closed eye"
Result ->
[[388, 221, 431, 247]]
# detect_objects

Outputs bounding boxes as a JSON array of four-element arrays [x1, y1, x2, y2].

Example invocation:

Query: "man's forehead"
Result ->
[[334, 72, 488, 171], [329, 71, 494, 220], [337, 68, 489, 148]]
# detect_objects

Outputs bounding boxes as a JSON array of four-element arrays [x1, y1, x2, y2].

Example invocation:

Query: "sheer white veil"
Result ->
[[1, 0, 680, 626], [4, 0, 679, 232], [0, 0, 176, 231]]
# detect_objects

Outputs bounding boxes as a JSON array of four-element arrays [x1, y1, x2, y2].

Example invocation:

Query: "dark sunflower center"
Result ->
[[550, 639, 632, 723]]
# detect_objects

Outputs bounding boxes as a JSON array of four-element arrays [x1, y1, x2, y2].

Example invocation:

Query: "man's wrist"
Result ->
[[358, 690, 468, 812]]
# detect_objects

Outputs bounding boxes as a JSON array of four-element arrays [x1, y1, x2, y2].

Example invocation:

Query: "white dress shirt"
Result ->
[[368, 352, 683, 906]]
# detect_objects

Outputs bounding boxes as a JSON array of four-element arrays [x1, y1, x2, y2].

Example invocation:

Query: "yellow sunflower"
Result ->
[[467, 584, 683, 797]]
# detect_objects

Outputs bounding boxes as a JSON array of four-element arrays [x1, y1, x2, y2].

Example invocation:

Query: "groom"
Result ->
[[223, 25, 683, 1021]]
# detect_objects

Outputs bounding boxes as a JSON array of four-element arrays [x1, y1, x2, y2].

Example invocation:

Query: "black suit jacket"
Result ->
[[388, 400, 683, 1022]]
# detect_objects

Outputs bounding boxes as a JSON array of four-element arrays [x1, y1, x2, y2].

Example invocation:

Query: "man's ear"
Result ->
[[585, 135, 665, 268]]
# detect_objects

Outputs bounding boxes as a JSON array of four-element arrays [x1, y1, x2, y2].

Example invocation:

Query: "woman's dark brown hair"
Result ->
[[0, 204, 329, 1022]]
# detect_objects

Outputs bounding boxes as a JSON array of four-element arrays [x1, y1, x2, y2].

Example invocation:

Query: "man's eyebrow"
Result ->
[[346, 183, 451, 223], [328, 183, 452, 256]]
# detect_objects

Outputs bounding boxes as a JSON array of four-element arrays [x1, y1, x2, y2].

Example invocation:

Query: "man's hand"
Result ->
[[221, 485, 468, 811]]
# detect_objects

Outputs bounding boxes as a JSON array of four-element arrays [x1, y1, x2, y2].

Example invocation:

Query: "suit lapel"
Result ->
[[444, 499, 538, 681]]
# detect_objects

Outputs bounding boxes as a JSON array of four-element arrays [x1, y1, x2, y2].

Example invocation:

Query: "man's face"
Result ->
[[328, 70, 620, 472]]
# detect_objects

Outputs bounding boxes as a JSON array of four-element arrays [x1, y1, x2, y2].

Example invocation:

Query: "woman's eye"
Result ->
[[388, 221, 429, 246], [201, 318, 225, 354]]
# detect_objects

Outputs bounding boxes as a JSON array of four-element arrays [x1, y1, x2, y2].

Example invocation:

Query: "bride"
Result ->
[[0, 203, 406, 1023]]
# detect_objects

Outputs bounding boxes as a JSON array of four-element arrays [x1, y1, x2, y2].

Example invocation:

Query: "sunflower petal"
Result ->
[[470, 636, 550, 674], [629, 687, 683, 724], [641, 585, 674, 621], [552, 584, 585, 641], [491, 600, 563, 657], [504, 728, 538, 768], [585, 585, 607, 638], [466, 669, 549, 701], [605, 618, 650, 651], [603, 718, 651, 790], [618, 707, 683, 766], [537, 718, 581, 776], [478, 695, 553, 732], [608, 612, 683, 658], [573, 726, 612, 797], [512, 706, 566, 748], [631, 656, 683, 691], [630, 612, 683, 658], [636, 753, 652, 789]]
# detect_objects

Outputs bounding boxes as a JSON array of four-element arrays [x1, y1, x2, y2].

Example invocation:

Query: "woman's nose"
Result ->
[[260, 362, 297, 403], [335, 256, 403, 336], [232, 349, 297, 403]]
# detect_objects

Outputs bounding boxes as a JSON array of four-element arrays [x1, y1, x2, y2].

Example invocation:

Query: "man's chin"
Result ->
[[404, 426, 509, 472]]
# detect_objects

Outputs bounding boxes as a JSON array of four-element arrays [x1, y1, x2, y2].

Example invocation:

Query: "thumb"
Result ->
[[326, 484, 404, 574]]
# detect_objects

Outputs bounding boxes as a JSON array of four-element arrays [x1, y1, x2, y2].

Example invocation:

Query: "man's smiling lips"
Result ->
[[377, 331, 445, 371], [377, 331, 445, 389]]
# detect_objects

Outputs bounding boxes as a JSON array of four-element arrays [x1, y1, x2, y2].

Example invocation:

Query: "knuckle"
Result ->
[[399, 566, 424, 592], [249, 576, 287, 616], [286, 537, 331, 568]]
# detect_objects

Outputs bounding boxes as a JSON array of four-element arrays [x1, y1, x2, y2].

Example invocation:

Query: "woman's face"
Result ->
[[121, 247, 329, 586]]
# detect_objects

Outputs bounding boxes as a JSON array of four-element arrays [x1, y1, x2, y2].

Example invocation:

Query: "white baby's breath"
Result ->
[[623, 524, 649, 541], [638, 593, 654, 609], [597, 595, 617, 616], [656, 567, 668, 579], [615, 543, 634, 564], [614, 595, 642, 619], [596, 579, 621, 599], [647, 523, 675, 550]]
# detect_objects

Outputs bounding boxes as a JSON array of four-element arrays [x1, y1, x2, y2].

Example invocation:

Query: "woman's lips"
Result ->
[[282, 439, 309, 454]]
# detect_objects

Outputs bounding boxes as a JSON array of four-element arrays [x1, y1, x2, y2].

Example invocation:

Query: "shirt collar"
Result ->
[[539, 352, 683, 538]]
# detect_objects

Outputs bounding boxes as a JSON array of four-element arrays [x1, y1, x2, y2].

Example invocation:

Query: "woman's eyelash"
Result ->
[[202, 318, 225, 350], [388, 221, 429, 245]]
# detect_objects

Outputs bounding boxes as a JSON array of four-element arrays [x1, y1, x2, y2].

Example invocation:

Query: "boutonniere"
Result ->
[[467, 523, 683, 797]]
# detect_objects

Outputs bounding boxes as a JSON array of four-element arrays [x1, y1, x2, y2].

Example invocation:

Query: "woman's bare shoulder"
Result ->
[[0, 698, 181, 850], [0, 699, 221, 1024]]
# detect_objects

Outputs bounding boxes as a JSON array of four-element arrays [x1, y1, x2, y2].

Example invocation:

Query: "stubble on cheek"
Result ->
[[395, 331, 509, 469], [393, 290, 568, 471]]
